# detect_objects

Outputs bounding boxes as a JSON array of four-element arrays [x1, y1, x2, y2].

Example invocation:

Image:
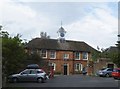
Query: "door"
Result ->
[[19, 69, 30, 81], [64, 64, 67, 75], [27, 69, 37, 82]]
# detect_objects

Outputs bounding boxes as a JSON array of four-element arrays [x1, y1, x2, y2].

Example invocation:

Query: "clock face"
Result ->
[[60, 33, 64, 37]]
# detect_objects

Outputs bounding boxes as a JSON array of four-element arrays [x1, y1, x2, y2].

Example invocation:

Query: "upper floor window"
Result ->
[[63, 54, 69, 59], [40, 50, 47, 58], [74, 52, 80, 60], [82, 52, 88, 60], [50, 51, 56, 59]]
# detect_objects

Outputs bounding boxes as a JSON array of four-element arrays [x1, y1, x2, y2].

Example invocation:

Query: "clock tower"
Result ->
[[57, 24, 66, 43]]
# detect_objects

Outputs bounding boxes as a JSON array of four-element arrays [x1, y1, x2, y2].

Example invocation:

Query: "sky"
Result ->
[[0, 0, 119, 50]]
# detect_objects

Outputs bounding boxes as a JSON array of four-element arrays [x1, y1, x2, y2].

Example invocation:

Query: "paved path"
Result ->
[[4, 75, 120, 88]]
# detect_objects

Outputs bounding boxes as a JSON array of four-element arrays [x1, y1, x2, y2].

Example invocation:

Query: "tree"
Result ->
[[2, 33, 26, 76], [109, 52, 119, 67], [91, 50, 101, 62], [114, 34, 120, 67], [40, 32, 50, 39], [91, 46, 101, 62], [1, 28, 49, 78], [106, 35, 120, 67]]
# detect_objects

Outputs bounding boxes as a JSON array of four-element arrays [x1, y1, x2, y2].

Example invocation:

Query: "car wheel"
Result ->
[[12, 78, 18, 83], [106, 74, 110, 77], [37, 78, 44, 83], [114, 77, 118, 79], [7, 78, 12, 83], [118, 78, 120, 80]]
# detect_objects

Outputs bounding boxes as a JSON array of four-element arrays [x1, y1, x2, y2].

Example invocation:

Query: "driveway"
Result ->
[[4, 75, 120, 88]]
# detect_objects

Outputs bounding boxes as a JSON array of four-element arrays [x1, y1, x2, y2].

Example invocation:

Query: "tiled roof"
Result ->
[[26, 38, 97, 52]]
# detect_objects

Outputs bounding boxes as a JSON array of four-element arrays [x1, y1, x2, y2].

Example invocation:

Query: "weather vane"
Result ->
[[61, 21, 62, 27]]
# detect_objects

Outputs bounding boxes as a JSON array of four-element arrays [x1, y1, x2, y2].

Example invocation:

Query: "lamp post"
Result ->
[[118, 34, 120, 43]]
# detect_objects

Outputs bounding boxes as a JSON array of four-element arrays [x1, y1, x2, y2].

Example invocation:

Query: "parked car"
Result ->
[[8, 69, 47, 83], [97, 68, 113, 77], [112, 68, 120, 79]]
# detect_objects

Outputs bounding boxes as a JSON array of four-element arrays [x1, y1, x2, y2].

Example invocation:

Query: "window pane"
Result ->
[[22, 69, 30, 74], [52, 63, 56, 71], [50, 51, 56, 59], [75, 52, 80, 60], [30, 70, 36, 74], [63, 54, 69, 59], [82, 52, 88, 59], [75, 63, 82, 71], [40, 50, 47, 58]]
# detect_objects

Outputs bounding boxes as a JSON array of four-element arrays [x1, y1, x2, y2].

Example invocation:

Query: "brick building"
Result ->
[[25, 26, 97, 75]]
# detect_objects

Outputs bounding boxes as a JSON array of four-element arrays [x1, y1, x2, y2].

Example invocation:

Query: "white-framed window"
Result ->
[[75, 63, 83, 71], [82, 52, 88, 60], [63, 54, 69, 59], [74, 52, 80, 60], [50, 50, 56, 59], [52, 63, 56, 71], [40, 50, 47, 58]]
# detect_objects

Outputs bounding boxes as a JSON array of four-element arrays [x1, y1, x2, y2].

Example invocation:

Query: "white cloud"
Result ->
[[13, 0, 119, 2], [65, 6, 118, 49], [1, 0, 51, 41]]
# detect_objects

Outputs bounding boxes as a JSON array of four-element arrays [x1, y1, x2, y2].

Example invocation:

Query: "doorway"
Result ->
[[64, 64, 68, 75]]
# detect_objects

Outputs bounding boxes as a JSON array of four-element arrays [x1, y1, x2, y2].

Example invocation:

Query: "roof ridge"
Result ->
[[32, 37, 85, 43]]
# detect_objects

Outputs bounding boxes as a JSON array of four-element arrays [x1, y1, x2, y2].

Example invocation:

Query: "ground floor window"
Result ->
[[75, 63, 83, 72], [52, 63, 56, 71]]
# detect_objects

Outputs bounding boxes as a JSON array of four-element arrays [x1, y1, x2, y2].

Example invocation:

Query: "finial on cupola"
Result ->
[[61, 21, 62, 27]]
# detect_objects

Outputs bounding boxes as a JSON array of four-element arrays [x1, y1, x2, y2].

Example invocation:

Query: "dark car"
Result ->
[[8, 69, 47, 83], [112, 68, 120, 79], [97, 68, 113, 77]]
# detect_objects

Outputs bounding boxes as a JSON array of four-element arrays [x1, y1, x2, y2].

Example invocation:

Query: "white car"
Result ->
[[8, 69, 47, 83]]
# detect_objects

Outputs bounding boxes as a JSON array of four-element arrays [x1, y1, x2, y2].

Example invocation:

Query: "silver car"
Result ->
[[97, 68, 113, 77], [8, 69, 47, 83]]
